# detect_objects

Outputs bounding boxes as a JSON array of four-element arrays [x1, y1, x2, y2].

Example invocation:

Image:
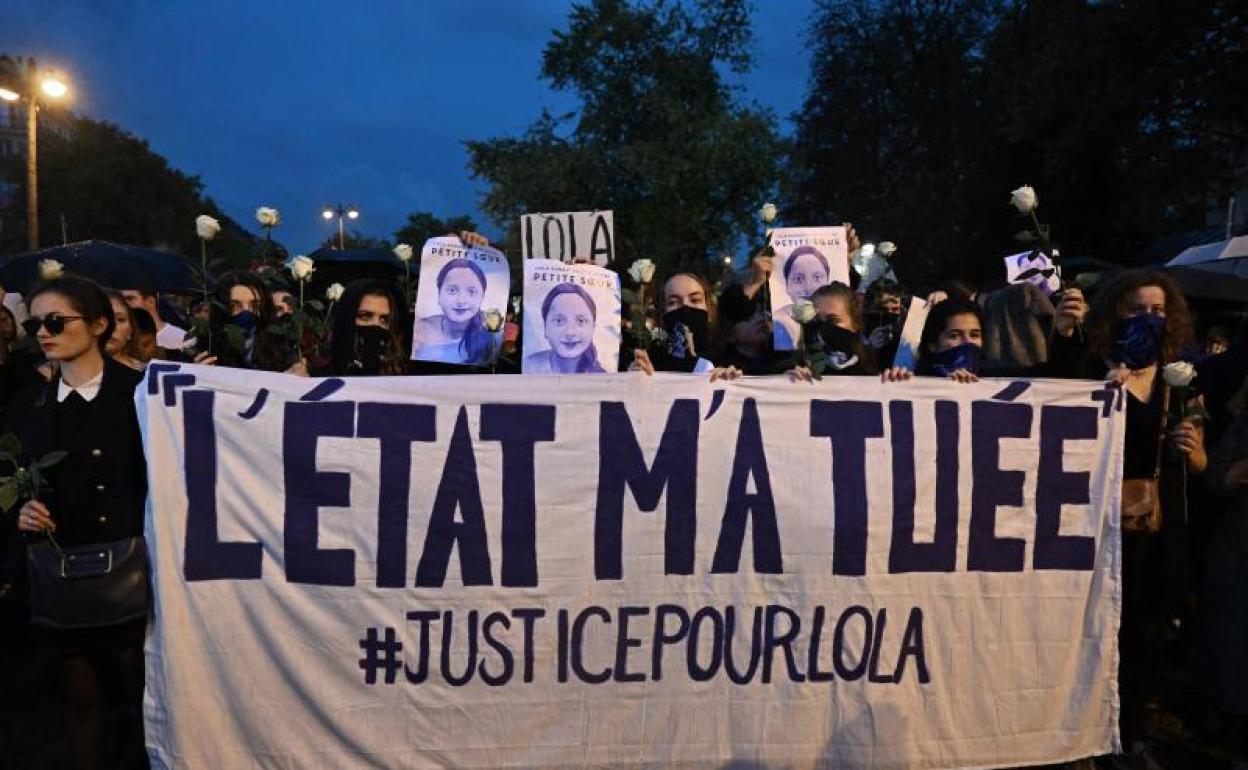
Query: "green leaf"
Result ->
[[37, 450, 68, 469], [0, 482, 17, 512], [224, 324, 246, 352], [0, 432, 21, 457]]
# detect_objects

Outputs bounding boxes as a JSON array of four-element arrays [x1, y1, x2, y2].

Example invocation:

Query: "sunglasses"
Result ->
[[21, 314, 86, 336]]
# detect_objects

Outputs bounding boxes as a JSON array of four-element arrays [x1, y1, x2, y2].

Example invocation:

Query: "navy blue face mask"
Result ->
[[1111, 313, 1165, 369], [929, 342, 982, 377], [228, 310, 258, 333]]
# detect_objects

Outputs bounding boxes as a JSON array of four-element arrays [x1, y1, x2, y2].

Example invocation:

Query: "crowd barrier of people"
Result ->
[[1, 228, 1246, 769]]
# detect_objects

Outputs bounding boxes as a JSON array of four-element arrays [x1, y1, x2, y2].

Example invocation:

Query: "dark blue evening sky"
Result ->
[[2, 0, 811, 252]]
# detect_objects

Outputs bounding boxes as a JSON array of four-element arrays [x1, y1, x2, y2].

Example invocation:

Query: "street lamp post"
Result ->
[[322, 204, 359, 250], [0, 57, 69, 251]]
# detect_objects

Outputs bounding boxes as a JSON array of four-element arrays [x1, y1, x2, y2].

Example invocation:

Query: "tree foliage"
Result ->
[[787, 0, 1248, 287], [0, 114, 255, 263], [316, 230, 393, 252], [393, 211, 478, 249], [467, 0, 782, 271]]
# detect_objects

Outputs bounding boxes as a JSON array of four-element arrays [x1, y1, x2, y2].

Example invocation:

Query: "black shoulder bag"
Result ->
[[26, 534, 148, 629]]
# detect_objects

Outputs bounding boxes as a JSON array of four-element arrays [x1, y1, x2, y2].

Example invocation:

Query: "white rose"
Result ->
[[859, 242, 876, 258], [255, 207, 280, 228], [325, 282, 345, 302], [791, 299, 816, 324], [878, 241, 897, 258], [38, 259, 64, 280], [482, 308, 504, 332], [628, 258, 656, 285], [286, 254, 315, 282], [196, 214, 221, 241], [1162, 361, 1196, 388], [393, 243, 414, 262], [1010, 185, 1038, 214], [760, 202, 778, 224]]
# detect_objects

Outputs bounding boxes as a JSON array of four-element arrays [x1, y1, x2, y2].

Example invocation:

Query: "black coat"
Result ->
[[4, 357, 147, 547]]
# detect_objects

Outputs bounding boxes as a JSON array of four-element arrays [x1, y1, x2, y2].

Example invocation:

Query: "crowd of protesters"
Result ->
[[1, 226, 1247, 770]]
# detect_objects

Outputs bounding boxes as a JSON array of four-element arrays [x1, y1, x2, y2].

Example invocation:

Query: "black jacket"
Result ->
[[4, 357, 147, 547]]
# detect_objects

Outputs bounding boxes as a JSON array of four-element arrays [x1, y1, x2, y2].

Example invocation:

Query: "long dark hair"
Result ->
[[329, 279, 409, 376], [917, 299, 984, 374], [104, 289, 151, 363], [27, 275, 115, 353], [540, 282, 604, 373], [1085, 269, 1193, 365], [208, 270, 290, 371], [437, 258, 492, 364]]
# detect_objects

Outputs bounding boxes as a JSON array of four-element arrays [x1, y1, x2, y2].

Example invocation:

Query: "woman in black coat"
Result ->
[[6, 275, 148, 769]]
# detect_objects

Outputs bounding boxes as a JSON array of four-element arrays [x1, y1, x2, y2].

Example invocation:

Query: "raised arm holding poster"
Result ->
[[521, 210, 615, 265], [410, 236, 510, 365], [522, 260, 620, 374], [769, 227, 850, 350]]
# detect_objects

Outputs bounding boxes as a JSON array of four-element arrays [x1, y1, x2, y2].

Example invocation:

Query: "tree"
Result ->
[[392, 211, 478, 249], [787, 0, 1248, 288], [786, 0, 998, 287], [0, 114, 255, 263], [314, 229, 391, 250], [466, 0, 782, 272]]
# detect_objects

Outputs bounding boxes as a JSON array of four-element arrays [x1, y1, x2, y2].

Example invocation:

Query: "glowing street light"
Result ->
[[40, 74, 69, 99], [322, 204, 360, 249], [0, 58, 72, 250]]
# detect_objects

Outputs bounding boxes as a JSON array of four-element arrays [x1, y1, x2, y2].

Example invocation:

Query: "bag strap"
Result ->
[[1151, 383, 1170, 480]]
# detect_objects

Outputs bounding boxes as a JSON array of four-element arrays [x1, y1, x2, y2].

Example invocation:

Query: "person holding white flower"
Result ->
[[786, 282, 878, 381], [323, 279, 409, 377], [6, 275, 150, 769], [629, 272, 742, 381], [205, 271, 300, 373], [1060, 269, 1206, 758]]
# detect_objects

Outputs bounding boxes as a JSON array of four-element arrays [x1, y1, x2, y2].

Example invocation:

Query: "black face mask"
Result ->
[[350, 325, 391, 375], [662, 307, 710, 360], [816, 323, 859, 353], [229, 310, 258, 333], [808, 322, 862, 371]]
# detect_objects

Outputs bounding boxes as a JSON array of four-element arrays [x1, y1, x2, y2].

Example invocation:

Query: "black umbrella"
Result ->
[[0, 240, 196, 294], [303, 247, 414, 288]]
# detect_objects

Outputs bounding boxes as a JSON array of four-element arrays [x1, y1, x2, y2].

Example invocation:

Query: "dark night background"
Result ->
[[0, 0, 807, 251]]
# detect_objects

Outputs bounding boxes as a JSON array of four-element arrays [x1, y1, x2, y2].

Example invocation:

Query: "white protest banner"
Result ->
[[1005, 249, 1062, 296], [769, 227, 850, 350], [892, 296, 932, 370], [521, 210, 615, 265], [141, 363, 1123, 769], [522, 260, 620, 374], [411, 236, 510, 365]]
